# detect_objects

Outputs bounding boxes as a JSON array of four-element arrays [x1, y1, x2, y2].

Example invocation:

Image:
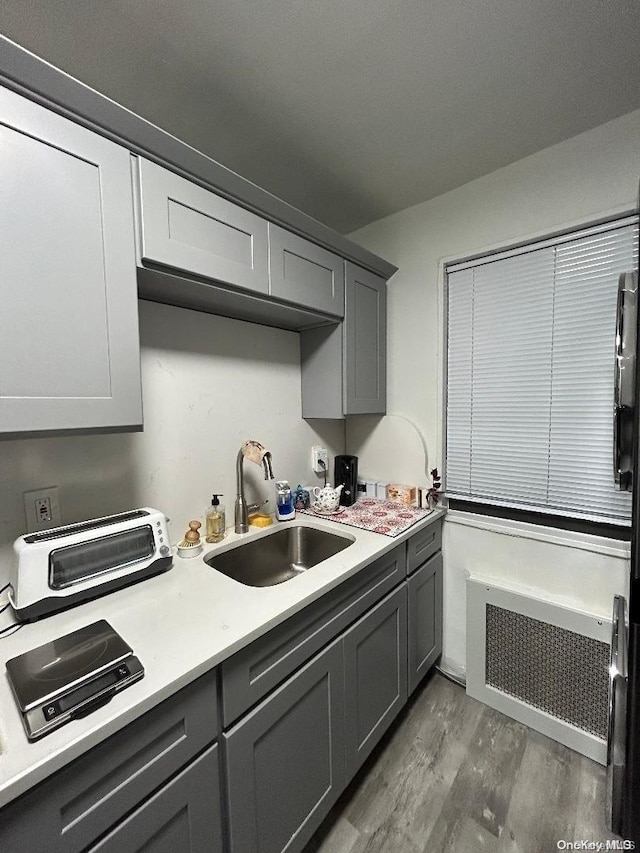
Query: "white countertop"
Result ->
[[0, 508, 444, 808]]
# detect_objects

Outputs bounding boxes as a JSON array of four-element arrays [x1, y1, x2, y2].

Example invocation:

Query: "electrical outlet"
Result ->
[[311, 446, 329, 474], [24, 486, 61, 532]]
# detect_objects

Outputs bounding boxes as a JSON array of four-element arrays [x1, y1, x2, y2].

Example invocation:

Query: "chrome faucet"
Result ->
[[235, 440, 274, 533]]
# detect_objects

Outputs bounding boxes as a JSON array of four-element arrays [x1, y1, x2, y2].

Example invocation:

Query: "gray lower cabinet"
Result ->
[[268, 223, 344, 317], [300, 262, 387, 418], [89, 745, 223, 853], [220, 543, 405, 726], [223, 579, 414, 853], [408, 552, 443, 695], [0, 670, 220, 853], [135, 157, 269, 294], [343, 585, 408, 778], [224, 638, 346, 853], [0, 85, 142, 433]]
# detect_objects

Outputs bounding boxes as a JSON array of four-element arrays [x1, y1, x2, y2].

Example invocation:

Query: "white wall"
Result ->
[[347, 108, 640, 679], [0, 301, 345, 588]]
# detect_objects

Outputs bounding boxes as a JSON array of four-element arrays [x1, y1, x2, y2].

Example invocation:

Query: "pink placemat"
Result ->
[[299, 497, 432, 537]]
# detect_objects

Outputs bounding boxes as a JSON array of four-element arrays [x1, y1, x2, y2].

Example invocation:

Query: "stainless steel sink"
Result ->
[[204, 525, 354, 587]]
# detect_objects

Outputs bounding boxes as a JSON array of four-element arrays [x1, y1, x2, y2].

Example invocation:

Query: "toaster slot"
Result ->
[[23, 509, 150, 544], [49, 526, 155, 589]]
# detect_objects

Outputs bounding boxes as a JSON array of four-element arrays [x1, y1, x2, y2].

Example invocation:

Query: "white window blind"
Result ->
[[446, 218, 638, 525]]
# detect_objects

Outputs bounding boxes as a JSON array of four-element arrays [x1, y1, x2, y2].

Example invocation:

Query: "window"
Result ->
[[445, 217, 638, 528]]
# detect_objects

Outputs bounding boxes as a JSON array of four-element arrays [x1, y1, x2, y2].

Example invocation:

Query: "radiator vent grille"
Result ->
[[485, 604, 608, 738]]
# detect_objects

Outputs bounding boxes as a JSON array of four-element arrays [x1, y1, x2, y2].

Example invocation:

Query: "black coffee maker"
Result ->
[[334, 455, 358, 506]]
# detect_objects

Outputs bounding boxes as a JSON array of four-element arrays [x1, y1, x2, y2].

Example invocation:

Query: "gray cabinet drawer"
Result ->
[[136, 158, 269, 294], [406, 520, 442, 575], [221, 544, 405, 726], [268, 224, 344, 317], [89, 745, 223, 853], [408, 552, 443, 695], [343, 584, 408, 778], [0, 670, 219, 853], [224, 638, 345, 853]]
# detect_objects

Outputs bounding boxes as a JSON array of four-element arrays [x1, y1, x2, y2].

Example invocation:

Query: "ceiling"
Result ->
[[1, 1, 639, 234]]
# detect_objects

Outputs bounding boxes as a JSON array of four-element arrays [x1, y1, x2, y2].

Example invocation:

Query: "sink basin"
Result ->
[[204, 525, 354, 587]]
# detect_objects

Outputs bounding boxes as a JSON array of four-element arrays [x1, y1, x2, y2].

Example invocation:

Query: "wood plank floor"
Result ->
[[304, 673, 619, 853]]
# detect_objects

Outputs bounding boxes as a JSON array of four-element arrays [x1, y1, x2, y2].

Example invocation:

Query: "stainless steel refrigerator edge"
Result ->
[[611, 228, 640, 838]]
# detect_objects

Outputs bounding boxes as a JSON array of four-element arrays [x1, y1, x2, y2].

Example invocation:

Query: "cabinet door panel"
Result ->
[[89, 746, 222, 853], [343, 585, 407, 778], [136, 158, 268, 293], [0, 86, 141, 432], [269, 224, 344, 316], [224, 640, 345, 853], [408, 553, 443, 695], [344, 263, 386, 414]]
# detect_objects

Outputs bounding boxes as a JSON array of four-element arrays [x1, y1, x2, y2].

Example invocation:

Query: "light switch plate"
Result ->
[[23, 486, 61, 532]]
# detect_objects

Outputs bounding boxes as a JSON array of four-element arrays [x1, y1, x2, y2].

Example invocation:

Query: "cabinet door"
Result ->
[[136, 158, 268, 294], [268, 224, 344, 316], [343, 262, 387, 414], [343, 584, 408, 778], [408, 553, 443, 695], [224, 639, 345, 853], [89, 745, 222, 853], [0, 86, 141, 432]]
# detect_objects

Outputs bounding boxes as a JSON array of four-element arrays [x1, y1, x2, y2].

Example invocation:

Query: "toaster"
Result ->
[[10, 508, 172, 622]]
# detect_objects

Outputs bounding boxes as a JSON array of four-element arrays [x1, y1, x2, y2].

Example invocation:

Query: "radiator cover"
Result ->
[[466, 578, 611, 763], [485, 603, 609, 739]]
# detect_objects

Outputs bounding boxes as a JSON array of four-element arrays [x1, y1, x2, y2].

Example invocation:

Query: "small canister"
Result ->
[[302, 484, 317, 506], [376, 481, 389, 500]]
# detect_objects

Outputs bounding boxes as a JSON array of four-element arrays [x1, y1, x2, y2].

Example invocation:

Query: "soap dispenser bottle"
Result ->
[[205, 494, 226, 543], [276, 481, 296, 521]]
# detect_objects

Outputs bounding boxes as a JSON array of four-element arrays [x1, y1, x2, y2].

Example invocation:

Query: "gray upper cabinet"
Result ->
[[268, 224, 344, 316], [300, 262, 387, 418], [0, 86, 142, 433], [344, 262, 387, 415], [135, 157, 269, 294]]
